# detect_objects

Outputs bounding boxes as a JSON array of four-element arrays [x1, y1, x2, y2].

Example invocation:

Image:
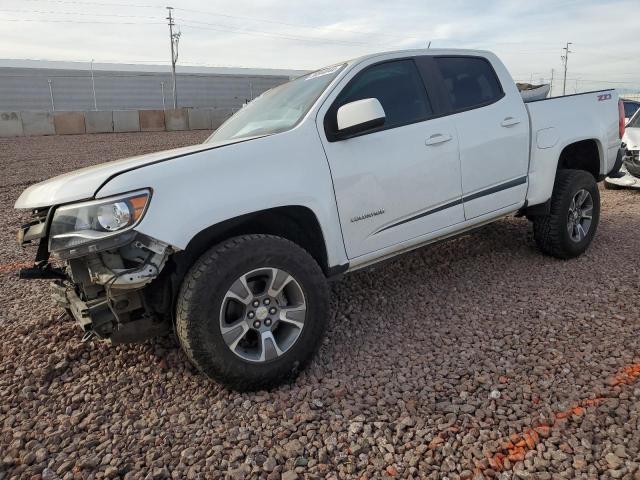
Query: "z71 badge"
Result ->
[[597, 93, 612, 101]]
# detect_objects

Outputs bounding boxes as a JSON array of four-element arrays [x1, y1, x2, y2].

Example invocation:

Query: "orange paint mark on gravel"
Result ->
[[610, 363, 640, 386], [0, 261, 31, 274], [479, 398, 603, 475], [476, 363, 640, 477]]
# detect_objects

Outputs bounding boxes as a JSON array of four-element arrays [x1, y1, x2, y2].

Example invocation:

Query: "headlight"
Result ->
[[49, 190, 150, 254]]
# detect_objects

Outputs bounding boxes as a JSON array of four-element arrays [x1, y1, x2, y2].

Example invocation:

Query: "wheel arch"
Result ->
[[556, 138, 604, 180], [171, 205, 332, 280]]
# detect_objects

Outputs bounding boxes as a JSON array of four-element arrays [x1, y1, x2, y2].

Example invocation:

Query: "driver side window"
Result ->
[[333, 59, 433, 132]]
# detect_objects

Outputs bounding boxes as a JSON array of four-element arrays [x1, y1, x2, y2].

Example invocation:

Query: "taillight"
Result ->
[[618, 100, 625, 139]]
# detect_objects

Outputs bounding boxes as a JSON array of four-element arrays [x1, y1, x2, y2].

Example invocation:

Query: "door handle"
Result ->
[[501, 116, 521, 127], [425, 133, 452, 146]]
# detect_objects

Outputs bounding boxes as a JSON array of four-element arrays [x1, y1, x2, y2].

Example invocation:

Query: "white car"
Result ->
[[623, 110, 640, 177], [623, 99, 640, 124], [15, 49, 624, 390]]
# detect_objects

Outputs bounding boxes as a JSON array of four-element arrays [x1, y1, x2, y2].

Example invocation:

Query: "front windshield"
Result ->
[[628, 110, 640, 128], [207, 63, 345, 143]]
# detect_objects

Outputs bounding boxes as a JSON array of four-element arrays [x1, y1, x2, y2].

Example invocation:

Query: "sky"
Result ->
[[1, 0, 639, 94]]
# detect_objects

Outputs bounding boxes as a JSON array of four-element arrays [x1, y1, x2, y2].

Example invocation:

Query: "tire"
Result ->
[[533, 169, 600, 259], [176, 234, 329, 391]]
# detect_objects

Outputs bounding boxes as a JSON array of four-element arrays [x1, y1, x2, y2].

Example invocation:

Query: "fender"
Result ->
[[95, 121, 349, 270]]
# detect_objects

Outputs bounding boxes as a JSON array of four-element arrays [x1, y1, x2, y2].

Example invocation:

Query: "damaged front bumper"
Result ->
[[18, 213, 174, 343]]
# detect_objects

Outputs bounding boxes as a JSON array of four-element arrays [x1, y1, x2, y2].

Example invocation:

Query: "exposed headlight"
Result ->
[[49, 190, 150, 254]]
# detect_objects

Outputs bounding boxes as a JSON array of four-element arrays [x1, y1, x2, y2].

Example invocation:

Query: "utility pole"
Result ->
[[47, 79, 55, 111], [90, 59, 97, 110], [166, 6, 180, 109], [427, 41, 431, 49], [549, 68, 554, 97], [561, 42, 572, 96]]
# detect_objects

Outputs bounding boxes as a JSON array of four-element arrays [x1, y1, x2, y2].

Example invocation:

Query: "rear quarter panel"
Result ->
[[525, 90, 620, 205]]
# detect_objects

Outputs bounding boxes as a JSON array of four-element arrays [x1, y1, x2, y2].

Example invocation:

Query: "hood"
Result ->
[[624, 127, 640, 151], [14, 139, 244, 209]]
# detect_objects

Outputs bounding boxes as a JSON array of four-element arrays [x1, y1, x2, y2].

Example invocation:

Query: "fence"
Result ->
[[621, 94, 640, 102], [0, 67, 290, 112], [0, 107, 234, 137]]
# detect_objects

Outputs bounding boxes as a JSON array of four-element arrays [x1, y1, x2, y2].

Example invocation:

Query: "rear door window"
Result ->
[[434, 56, 504, 112]]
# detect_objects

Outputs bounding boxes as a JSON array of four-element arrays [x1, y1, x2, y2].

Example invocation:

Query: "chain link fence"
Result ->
[[0, 67, 290, 112]]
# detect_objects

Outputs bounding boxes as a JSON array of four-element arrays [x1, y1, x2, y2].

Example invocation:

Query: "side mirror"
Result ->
[[336, 98, 385, 138]]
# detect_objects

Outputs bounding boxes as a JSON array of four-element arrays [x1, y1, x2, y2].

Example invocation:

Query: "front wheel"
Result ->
[[533, 169, 600, 259], [176, 234, 329, 391]]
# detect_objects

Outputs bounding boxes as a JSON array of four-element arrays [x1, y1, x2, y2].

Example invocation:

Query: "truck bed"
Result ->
[[525, 89, 620, 205]]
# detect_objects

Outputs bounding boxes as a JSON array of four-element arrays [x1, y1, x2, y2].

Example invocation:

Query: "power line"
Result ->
[[3, 8, 411, 48], [178, 19, 412, 48], [18, 0, 425, 44], [0, 8, 159, 19], [4, 18, 162, 25], [173, 7, 421, 42], [177, 19, 382, 47], [21, 0, 160, 8]]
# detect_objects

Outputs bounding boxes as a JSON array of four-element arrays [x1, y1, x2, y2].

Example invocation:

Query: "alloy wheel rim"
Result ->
[[567, 189, 593, 243], [219, 267, 306, 363]]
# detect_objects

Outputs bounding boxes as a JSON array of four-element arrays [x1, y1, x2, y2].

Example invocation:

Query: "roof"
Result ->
[[345, 48, 492, 65]]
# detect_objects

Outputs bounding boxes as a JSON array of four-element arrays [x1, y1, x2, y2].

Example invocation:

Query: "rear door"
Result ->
[[432, 56, 530, 219]]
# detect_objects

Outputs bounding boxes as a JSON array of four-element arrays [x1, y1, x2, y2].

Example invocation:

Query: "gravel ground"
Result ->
[[1, 132, 640, 480]]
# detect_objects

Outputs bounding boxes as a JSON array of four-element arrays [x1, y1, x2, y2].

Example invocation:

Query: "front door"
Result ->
[[317, 58, 465, 259]]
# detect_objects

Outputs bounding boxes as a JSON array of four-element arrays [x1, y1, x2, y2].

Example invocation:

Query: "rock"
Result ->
[[281, 471, 298, 480], [77, 456, 100, 469], [348, 422, 363, 435], [283, 439, 303, 459], [229, 449, 244, 463], [462, 433, 475, 445], [606, 453, 623, 470], [294, 456, 307, 467], [41, 468, 57, 480], [550, 450, 568, 462], [105, 466, 119, 478], [20, 452, 35, 465], [262, 457, 276, 472], [318, 448, 328, 464], [35, 448, 48, 463], [151, 467, 170, 479]]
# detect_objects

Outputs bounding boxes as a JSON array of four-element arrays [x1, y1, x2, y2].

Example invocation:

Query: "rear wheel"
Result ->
[[176, 234, 329, 391], [533, 169, 600, 259]]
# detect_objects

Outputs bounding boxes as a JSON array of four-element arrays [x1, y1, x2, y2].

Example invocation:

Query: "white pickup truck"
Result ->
[[15, 49, 625, 390]]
